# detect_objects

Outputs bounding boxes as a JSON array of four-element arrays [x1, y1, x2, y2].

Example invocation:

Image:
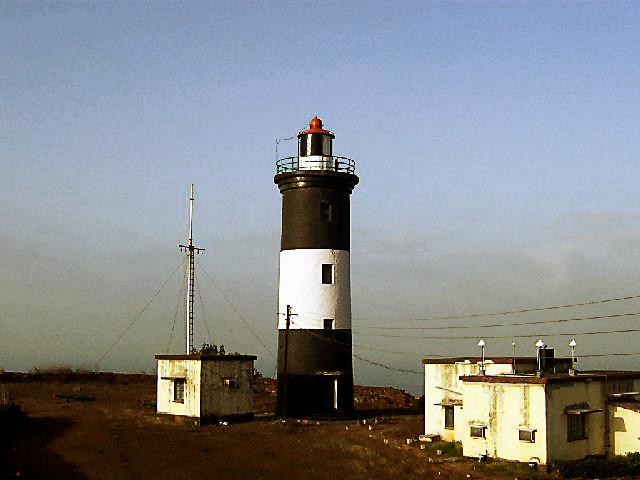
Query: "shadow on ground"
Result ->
[[356, 405, 423, 418], [1, 411, 88, 479]]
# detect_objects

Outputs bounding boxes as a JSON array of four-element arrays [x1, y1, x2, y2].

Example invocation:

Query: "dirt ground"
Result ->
[[0, 372, 548, 480]]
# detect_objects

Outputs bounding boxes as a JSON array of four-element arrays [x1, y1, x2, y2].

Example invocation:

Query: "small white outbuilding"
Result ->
[[156, 354, 256, 425]]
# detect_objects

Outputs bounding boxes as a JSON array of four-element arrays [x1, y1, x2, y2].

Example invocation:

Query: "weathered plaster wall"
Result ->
[[461, 381, 547, 464], [200, 358, 254, 418], [546, 381, 606, 462], [157, 359, 201, 417], [610, 404, 640, 455], [424, 361, 514, 441]]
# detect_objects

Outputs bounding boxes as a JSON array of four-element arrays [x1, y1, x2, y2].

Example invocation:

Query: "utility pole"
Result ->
[[179, 184, 205, 355], [281, 304, 296, 418]]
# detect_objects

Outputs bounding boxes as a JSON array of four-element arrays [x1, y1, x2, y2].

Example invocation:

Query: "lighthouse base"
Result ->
[[275, 329, 354, 418]]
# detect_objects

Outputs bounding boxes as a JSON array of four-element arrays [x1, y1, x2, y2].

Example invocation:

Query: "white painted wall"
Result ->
[[157, 359, 202, 418], [278, 249, 351, 330], [157, 357, 254, 420], [461, 381, 548, 464], [425, 360, 640, 464], [610, 404, 640, 455], [424, 360, 515, 441]]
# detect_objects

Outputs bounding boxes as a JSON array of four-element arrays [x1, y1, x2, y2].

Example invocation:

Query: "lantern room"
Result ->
[[297, 116, 336, 171]]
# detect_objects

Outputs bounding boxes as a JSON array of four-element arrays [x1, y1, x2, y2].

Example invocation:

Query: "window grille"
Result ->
[[174, 378, 185, 403], [567, 414, 586, 441]]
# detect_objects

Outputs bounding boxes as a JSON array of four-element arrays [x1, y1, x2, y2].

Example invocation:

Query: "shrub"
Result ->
[[550, 452, 640, 478], [191, 343, 226, 355]]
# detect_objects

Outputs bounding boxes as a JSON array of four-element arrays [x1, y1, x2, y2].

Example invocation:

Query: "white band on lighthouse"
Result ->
[[278, 249, 352, 330]]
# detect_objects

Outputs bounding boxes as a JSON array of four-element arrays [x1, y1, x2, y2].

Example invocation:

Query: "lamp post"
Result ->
[[569, 338, 577, 375], [535, 338, 545, 376], [477, 339, 486, 375]]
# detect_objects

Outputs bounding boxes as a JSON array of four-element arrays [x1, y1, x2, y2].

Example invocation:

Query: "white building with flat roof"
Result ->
[[156, 354, 256, 425], [423, 356, 640, 464]]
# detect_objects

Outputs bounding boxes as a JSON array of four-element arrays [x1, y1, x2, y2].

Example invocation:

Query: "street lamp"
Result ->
[[569, 338, 577, 375], [477, 339, 486, 375], [535, 338, 546, 376]]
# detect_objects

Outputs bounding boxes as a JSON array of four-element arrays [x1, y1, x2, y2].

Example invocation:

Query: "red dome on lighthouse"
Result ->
[[309, 117, 322, 130], [299, 116, 335, 138]]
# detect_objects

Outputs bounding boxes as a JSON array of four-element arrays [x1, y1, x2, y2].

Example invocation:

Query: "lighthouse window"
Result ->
[[324, 319, 334, 332], [310, 135, 323, 155], [322, 264, 334, 284], [320, 202, 332, 221], [299, 135, 308, 157]]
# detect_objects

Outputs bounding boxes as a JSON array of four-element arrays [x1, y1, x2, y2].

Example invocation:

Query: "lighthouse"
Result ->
[[274, 117, 359, 417]]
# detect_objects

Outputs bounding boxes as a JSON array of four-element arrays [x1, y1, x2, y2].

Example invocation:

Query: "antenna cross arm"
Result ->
[[178, 244, 206, 253]]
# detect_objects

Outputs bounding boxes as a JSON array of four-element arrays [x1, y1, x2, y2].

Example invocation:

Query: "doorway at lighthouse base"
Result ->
[[276, 329, 354, 417]]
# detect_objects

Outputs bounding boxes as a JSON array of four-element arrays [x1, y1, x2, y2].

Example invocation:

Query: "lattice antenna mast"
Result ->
[[179, 184, 205, 354]]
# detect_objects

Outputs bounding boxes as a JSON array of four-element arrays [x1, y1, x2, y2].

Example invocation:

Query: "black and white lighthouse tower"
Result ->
[[274, 116, 358, 417]]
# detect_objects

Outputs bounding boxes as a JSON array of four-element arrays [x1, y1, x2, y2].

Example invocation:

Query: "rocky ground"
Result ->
[[0, 372, 551, 479]]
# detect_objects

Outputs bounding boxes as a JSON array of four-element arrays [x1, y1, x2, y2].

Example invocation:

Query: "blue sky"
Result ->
[[2, 1, 640, 392]]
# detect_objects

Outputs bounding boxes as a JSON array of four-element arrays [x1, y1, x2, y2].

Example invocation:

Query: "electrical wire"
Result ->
[[580, 352, 640, 359], [354, 293, 640, 324], [195, 270, 213, 346], [356, 311, 640, 331], [283, 314, 640, 375], [287, 318, 422, 375], [276, 310, 437, 357], [94, 261, 181, 371], [166, 256, 187, 353], [356, 327, 640, 340], [197, 259, 276, 360]]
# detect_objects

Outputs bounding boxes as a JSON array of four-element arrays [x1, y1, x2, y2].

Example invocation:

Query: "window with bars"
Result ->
[[173, 378, 185, 403], [567, 414, 587, 441], [470, 425, 487, 438]]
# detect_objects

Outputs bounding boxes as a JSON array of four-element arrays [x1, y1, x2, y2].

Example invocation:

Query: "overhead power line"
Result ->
[[352, 352, 422, 375], [286, 319, 640, 374], [356, 311, 640, 331], [580, 352, 640, 359], [354, 293, 640, 324], [288, 319, 421, 375], [357, 326, 640, 341]]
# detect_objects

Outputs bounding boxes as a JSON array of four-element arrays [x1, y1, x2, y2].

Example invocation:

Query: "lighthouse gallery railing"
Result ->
[[276, 156, 356, 175]]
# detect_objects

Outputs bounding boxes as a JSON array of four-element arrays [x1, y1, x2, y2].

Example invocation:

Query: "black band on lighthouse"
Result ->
[[275, 171, 358, 251]]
